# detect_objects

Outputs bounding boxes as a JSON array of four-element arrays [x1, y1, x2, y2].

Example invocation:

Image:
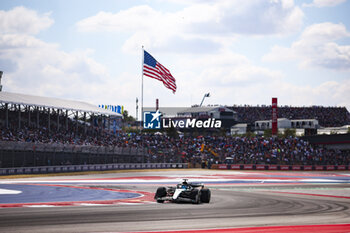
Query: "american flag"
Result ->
[[143, 50, 176, 94]]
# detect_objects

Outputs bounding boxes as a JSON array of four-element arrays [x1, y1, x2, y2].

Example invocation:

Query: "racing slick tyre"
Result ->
[[190, 189, 201, 204], [200, 188, 211, 203], [155, 187, 167, 203]]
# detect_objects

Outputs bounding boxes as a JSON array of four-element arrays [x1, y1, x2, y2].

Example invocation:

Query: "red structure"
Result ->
[[272, 97, 278, 136]]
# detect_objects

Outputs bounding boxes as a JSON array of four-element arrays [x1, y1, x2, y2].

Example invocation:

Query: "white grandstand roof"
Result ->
[[0, 91, 122, 117]]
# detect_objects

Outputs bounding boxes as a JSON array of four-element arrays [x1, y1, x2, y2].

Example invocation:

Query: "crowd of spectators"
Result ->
[[0, 106, 349, 167], [0, 125, 349, 166], [230, 105, 350, 127]]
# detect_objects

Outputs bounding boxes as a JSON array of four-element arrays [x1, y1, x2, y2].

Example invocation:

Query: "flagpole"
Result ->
[[141, 45, 144, 130]]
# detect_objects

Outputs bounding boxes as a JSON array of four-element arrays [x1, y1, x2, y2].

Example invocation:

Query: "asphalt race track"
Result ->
[[0, 169, 350, 233]]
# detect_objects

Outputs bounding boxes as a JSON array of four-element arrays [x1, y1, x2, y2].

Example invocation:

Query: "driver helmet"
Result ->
[[181, 179, 188, 188]]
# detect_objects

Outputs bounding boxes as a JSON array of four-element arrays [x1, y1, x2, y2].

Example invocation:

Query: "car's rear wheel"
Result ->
[[155, 187, 167, 203], [200, 188, 211, 203]]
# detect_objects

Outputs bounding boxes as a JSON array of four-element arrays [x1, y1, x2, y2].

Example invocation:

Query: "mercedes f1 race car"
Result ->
[[154, 179, 211, 204]]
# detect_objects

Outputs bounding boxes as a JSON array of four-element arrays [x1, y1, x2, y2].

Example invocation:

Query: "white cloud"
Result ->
[[170, 49, 350, 110], [0, 7, 159, 116], [158, 50, 286, 109], [0, 7, 119, 106], [263, 23, 350, 70], [0, 6, 53, 35], [303, 0, 347, 8], [301, 22, 350, 42], [76, 1, 304, 54], [0, 33, 110, 100], [275, 79, 350, 108], [0, 34, 57, 50], [77, 5, 162, 33], [178, 52, 283, 87], [206, 74, 350, 110], [177, 65, 350, 110], [2, 4, 349, 117]]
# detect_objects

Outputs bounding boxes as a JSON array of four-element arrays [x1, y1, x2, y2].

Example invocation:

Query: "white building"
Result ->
[[231, 123, 248, 135], [255, 118, 292, 130], [291, 119, 319, 129]]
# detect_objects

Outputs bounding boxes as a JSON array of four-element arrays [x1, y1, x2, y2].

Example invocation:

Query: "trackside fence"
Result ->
[[0, 141, 182, 168], [213, 164, 349, 171], [0, 163, 187, 175]]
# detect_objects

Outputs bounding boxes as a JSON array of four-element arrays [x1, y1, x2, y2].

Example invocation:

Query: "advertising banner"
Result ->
[[230, 165, 240, 170], [15, 168, 24, 174], [25, 168, 32, 174], [244, 164, 253, 169]]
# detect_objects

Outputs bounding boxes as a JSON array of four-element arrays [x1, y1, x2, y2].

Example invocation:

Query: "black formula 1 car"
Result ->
[[154, 179, 211, 204]]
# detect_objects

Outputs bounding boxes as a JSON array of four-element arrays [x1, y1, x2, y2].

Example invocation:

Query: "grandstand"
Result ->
[[0, 91, 121, 132], [229, 105, 350, 127], [0, 92, 349, 172]]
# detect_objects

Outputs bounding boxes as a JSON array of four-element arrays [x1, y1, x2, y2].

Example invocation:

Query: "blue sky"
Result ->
[[0, 0, 349, 118]]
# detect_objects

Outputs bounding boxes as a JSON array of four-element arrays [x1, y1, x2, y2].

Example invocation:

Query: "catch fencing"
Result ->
[[0, 163, 187, 175], [0, 141, 182, 169]]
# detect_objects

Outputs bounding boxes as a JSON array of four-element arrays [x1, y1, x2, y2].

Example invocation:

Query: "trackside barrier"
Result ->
[[216, 164, 349, 171], [0, 163, 188, 176], [292, 165, 301, 171]]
